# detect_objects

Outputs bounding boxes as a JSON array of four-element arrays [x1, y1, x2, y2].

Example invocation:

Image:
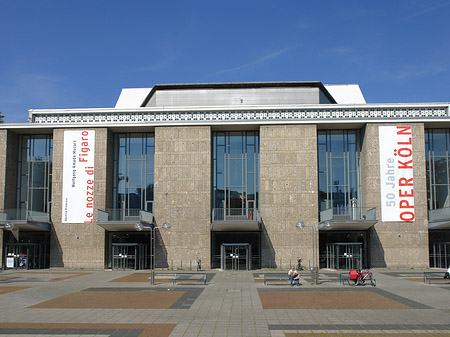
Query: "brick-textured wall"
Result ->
[[154, 126, 211, 269], [50, 128, 107, 269], [362, 124, 429, 268], [260, 125, 318, 269]]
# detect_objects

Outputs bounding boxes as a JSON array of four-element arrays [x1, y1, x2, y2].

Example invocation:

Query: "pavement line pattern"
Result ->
[[0, 286, 30, 294], [0, 322, 175, 337], [0, 269, 449, 336], [269, 323, 450, 330]]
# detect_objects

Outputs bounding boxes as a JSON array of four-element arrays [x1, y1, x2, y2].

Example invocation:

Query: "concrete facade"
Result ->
[[362, 124, 429, 268], [0, 130, 19, 266], [1, 82, 449, 271], [154, 126, 211, 269], [50, 129, 107, 269], [260, 125, 318, 269]]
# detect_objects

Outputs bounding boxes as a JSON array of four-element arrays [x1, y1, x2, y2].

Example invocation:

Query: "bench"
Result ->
[[339, 272, 349, 285], [423, 272, 450, 285], [173, 273, 207, 285], [263, 273, 290, 285]]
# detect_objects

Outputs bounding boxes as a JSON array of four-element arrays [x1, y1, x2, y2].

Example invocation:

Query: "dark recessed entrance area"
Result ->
[[211, 232, 260, 270], [319, 230, 368, 270], [3, 231, 50, 269], [106, 231, 150, 270]]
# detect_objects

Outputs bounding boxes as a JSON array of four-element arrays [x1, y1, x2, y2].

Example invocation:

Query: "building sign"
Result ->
[[62, 130, 95, 223], [379, 126, 415, 222], [6, 257, 14, 269]]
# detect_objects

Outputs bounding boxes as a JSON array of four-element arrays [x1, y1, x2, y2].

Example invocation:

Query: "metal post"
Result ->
[[150, 227, 155, 285], [311, 225, 315, 270], [296, 221, 319, 285], [312, 224, 319, 284]]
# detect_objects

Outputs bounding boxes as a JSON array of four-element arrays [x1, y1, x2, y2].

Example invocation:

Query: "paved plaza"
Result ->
[[0, 268, 449, 336]]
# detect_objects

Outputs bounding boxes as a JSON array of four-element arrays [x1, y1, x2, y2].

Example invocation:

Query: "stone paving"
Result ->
[[0, 268, 449, 336]]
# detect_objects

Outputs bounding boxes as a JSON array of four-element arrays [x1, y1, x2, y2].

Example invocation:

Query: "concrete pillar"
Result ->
[[0, 130, 18, 210], [0, 130, 7, 268], [154, 126, 211, 270], [0, 130, 19, 268], [362, 123, 429, 268], [50, 128, 108, 269], [260, 125, 318, 270]]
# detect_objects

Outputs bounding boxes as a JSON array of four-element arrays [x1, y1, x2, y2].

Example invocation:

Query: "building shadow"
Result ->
[[369, 227, 386, 267], [155, 227, 169, 269], [260, 219, 276, 268], [50, 224, 64, 268]]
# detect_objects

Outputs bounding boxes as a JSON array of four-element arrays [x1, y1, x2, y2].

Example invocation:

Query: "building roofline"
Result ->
[[140, 81, 337, 106], [27, 102, 450, 116]]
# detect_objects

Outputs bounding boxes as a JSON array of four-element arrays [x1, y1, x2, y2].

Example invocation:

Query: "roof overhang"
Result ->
[[319, 220, 377, 231], [97, 221, 154, 232], [428, 220, 450, 230], [211, 221, 260, 232], [0, 221, 50, 232]]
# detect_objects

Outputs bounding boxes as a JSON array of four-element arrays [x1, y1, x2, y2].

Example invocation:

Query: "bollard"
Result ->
[[310, 266, 319, 285]]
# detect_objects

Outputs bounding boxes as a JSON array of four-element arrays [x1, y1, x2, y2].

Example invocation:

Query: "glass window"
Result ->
[[426, 129, 450, 210], [17, 135, 53, 213], [435, 185, 449, 209], [432, 131, 448, 157], [330, 131, 345, 158], [31, 162, 46, 187], [113, 133, 155, 214], [434, 158, 448, 185], [229, 132, 243, 155], [212, 131, 259, 213], [317, 130, 361, 212]]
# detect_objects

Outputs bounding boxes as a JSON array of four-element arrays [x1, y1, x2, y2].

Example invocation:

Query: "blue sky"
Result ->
[[1, 0, 449, 123]]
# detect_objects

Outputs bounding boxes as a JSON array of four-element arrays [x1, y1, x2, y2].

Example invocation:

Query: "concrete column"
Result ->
[[0, 130, 18, 210], [362, 123, 429, 268], [154, 126, 211, 270], [0, 130, 7, 268], [50, 128, 108, 269], [260, 125, 318, 270], [0, 130, 19, 268], [0, 130, 8, 212]]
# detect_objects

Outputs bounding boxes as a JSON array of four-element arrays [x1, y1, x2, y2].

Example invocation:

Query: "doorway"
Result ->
[[430, 242, 450, 268], [220, 243, 251, 270], [111, 243, 147, 270], [325, 242, 362, 270], [211, 232, 260, 269], [4, 243, 49, 269]]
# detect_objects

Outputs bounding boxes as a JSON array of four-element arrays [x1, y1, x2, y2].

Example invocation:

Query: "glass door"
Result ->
[[220, 243, 251, 270], [325, 243, 362, 270], [430, 242, 449, 268], [337, 243, 362, 270], [4, 243, 48, 269], [112, 244, 137, 270]]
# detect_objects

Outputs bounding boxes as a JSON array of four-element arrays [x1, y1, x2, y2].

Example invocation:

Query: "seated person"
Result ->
[[288, 266, 300, 286], [444, 266, 450, 279]]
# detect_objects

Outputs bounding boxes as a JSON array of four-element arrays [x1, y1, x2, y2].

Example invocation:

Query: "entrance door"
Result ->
[[111, 244, 140, 270], [4, 243, 48, 269], [220, 243, 251, 270], [326, 243, 362, 270], [430, 242, 450, 268], [338, 244, 362, 270]]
